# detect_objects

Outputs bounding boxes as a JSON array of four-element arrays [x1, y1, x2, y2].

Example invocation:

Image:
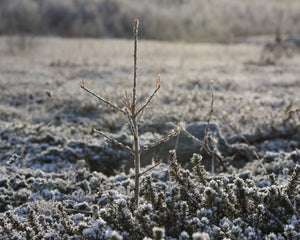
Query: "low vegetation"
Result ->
[[0, 153, 299, 239]]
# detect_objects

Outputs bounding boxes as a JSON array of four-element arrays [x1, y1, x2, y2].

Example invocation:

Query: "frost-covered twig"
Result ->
[[170, 120, 227, 172], [181, 127, 204, 145], [200, 80, 214, 153], [93, 129, 134, 154], [136, 75, 161, 117], [261, 199, 284, 230], [139, 128, 180, 153], [132, 18, 138, 114], [139, 162, 161, 177], [80, 79, 126, 114], [286, 195, 298, 217]]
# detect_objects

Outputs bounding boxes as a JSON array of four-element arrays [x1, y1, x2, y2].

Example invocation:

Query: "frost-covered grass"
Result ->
[[0, 35, 299, 239], [0, 157, 299, 239]]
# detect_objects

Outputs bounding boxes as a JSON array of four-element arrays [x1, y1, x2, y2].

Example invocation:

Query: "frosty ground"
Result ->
[[0, 36, 299, 239]]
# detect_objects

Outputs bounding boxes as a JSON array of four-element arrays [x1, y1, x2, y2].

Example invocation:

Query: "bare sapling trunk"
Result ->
[[132, 19, 141, 206], [133, 119, 140, 206]]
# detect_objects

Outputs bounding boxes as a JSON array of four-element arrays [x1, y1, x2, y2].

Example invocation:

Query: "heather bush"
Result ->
[[0, 155, 298, 239]]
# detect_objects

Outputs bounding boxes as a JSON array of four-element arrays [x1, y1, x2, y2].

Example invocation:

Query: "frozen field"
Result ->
[[0, 36, 299, 239]]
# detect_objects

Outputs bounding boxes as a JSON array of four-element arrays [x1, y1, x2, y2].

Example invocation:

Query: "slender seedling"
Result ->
[[80, 18, 179, 207], [170, 80, 227, 173]]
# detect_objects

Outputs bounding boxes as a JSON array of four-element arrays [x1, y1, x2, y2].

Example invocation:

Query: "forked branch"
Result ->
[[120, 91, 133, 113], [124, 108, 138, 137]]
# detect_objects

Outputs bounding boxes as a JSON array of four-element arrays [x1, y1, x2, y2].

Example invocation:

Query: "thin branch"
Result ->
[[93, 129, 134, 154], [136, 84, 161, 117], [125, 91, 131, 109], [81, 82, 126, 114], [139, 162, 161, 177], [199, 81, 228, 172], [121, 91, 133, 112], [174, 133, 180, 155], [139, 129, 179, 153], [182, 128, 204, 145], [121, 97, 130, 112], [132, 18, 139, 114], [283, 194, 298, 217], [169, 121, 206, 149], [200, 80, 214, 152], [261, 199, 284, 229], [170, 121, 227, 172]]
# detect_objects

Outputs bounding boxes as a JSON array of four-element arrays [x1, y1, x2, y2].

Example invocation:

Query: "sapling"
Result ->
[[80, 18, 179, 207], [170, 80, 227, 173]]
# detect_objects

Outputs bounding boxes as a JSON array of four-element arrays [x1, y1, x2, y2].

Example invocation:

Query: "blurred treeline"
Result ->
[[0, 0, 299, 42]]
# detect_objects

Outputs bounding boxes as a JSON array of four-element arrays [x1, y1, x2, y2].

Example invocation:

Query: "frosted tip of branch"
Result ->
[[134, 17, 139, 28], [155, 75, 161, 90], [80, 79, 85, 88]]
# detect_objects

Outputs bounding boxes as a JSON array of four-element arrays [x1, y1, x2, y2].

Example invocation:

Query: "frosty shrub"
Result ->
[[0, 156, 298, 239]]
